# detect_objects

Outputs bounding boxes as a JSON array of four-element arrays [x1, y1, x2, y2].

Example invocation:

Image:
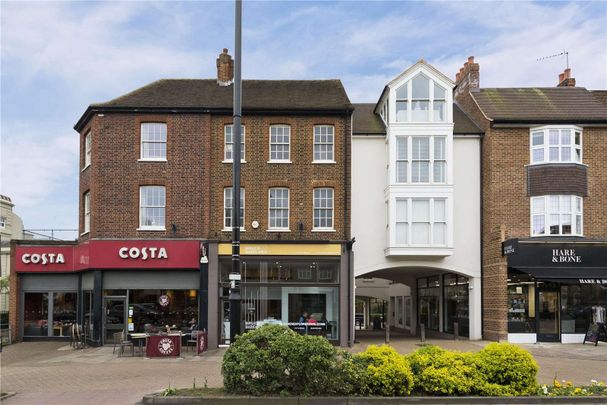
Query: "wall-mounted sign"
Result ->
[[158, 295, 170, 307], [552, 249, 582, 263], [21, 253, 65, 265], [118, 247, 168, 260]]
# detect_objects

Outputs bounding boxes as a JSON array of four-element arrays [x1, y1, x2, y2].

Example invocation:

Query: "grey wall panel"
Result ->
[[82, 271, 95, 290], [22, 274, 79, 291], [103, 271, 198, 290]]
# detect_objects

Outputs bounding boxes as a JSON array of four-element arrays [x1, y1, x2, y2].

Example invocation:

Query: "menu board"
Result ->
[[583, 323, 607, 346]]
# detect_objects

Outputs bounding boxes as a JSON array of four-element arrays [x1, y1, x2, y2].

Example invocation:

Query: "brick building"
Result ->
[[455, 58, 607, 343], [10, 50, 354, 348]]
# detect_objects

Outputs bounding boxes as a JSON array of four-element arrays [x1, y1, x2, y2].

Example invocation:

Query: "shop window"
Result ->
[[224, 124, 245, 162], [561, 284, 606, 333], [531, 195, 582, 236], [418, 276, 440, 331], [223, 187, 245, 230], [23, 293, 49, 336], [139, 186, 166, 230], [313, 125, 334, 162], [221, 259, 339, 284], [53, 293, 76, 336], [443, 274, 469, 337], [507, 272, 536, 333], [129, 289, 198, 334], [140, 123, 167, 160], [83, 291, 93, 338], [530, 126, 582, 164], [269, 125, 291, 162]]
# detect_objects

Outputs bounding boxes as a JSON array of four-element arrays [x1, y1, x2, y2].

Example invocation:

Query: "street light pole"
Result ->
[[229, 0, 243, 344]]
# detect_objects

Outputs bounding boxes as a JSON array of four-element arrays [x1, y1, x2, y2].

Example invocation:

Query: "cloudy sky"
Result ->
[[1, 0, 606, 235]]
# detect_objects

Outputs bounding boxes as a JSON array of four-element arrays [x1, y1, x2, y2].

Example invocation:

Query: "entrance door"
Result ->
[[537, 290, 560, 342], [103, 297, 126, 345]]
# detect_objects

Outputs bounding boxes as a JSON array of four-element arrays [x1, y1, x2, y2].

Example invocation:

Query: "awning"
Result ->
[[511, 266, 607, 284]]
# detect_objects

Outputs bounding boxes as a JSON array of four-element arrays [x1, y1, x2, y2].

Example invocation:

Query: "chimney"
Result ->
[[216, 48, 234, 86], [454, 56, 480, 99], [557, 67, 576, 87]]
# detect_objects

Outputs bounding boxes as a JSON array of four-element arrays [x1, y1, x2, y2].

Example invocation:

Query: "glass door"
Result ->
[[537, 290, 560, 342], [103, 297, 126, 345]]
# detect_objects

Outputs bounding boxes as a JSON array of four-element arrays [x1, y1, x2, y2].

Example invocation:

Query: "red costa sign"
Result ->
[[15, 240, 200, 273]]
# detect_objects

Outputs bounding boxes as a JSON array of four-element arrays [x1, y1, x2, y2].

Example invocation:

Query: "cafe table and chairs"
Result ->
[[145, 331, 183, 358], [129, 332, 148, 356]]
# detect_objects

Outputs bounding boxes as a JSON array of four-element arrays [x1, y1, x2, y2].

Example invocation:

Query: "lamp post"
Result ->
[[229, 0, 243, 344]]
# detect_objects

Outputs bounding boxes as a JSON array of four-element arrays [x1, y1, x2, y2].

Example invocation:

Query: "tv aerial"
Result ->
[[537, 49, 569, 69]]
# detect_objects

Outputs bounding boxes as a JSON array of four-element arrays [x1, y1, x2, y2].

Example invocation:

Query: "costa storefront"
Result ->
[[503, 239, 607, 344], [12, 240, 205, 345]]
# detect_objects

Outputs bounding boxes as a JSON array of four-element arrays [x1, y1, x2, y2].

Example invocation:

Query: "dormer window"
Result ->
[[394, 74, 447, 123]]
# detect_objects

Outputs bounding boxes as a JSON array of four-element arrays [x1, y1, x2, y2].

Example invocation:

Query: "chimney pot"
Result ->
[[223, 48, 228, 54], [559, 73, 565, 83], [564, 68, 571, 79], [456, 72, 461, 81]]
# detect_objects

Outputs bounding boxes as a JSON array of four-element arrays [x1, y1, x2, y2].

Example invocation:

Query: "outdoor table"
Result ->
[[145, 333, 182, 358], [129, 333, 148, 356]]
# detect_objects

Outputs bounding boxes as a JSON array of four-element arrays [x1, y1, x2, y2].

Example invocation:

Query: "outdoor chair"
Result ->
[[70, 323, 85, 349], [113, 331, 134, 357], [186, 330, 198, 351]]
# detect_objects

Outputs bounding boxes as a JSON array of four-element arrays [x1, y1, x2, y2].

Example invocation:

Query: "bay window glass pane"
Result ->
[[412, 101, 429, 121], [397, 137, 407, 159], [575, 148, 581, 162], [532, 132, 544, 146], [433, 162, 446, 183], [412, 200, 430, 221], [533, 215, 545, 235], [532, 148, 544, 163], [396, 162, 407, 183], [412, 75, 429, 99], [531, 197, 544, 214], [413, 138, 430, 159], [549, 214, 560, 235], [412, 223, 430, 244], [433, 223, 446, 245], [434, 200, 446, 222], [561, 196, 571, 212], [396, 84, 407, 99], [574, 132, 581, 145], [561, 147, 571, 161], [575, 197, 582, 213], [433, 101, 445, 121], [412, 162, 430, 182], [549, 147, 559, 161], [434, 137, 446, 159], [550, 195, 560, 212], [576, 215, 582, 234], [561, 214, 572, 235], [549, 130, 559, 145], [396, 223, 408, 244], [412, 138, 430, 182], [434, 83, 445, 100], [396, 101, 407, 122], [396, 199, 407, 222], [560, 130, 571, 145]]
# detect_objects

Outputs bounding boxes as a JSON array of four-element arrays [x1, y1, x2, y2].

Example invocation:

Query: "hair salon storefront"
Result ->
[[503, 239, 607, 344], [12, 240, 204, 345]]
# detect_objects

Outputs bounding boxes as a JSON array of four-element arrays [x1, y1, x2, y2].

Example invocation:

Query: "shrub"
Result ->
[[475, 342, 539, 396], [221, 324, 348, 396], [408, 346, 479, 396], [353, 345, 414, 396]]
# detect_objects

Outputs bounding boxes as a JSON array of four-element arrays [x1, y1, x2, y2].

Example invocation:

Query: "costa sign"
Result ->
[[21, 253, 65, 265], [118, 247, 168, 260]]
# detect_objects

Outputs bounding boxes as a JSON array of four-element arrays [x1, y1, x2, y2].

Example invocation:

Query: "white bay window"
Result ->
[[394, 198, 447, 246], [530, 126, 582, 164], [531, 195, 582, 236], [394, 74, 447, 123], [395, 136, 446, 184]]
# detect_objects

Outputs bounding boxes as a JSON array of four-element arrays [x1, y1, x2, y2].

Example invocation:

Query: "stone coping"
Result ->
[[142, 395, 607, 404]]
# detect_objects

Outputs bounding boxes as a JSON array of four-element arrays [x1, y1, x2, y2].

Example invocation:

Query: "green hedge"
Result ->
[[222, 325, 539, 397]]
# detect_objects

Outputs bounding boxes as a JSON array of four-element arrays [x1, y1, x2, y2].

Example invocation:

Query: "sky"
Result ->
[[1, 0, 606, 235]]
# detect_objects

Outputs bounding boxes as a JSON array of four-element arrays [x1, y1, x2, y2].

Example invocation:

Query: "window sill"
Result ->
[[267, 160, 292, 164], [222, 228, 246, 232], [526, 161, 587, 167], [81, 164, 91, 173], [312, 161, 336, 164], [312, 229, 336, 232], [267, 229, 291, 232], [530, 234, 584, 238], [80, 231, 90, 237], [138, 158, 167, 162], [137, 227, 166, 231], [384, 246, 453, 257], [222, 160, 247, 164]]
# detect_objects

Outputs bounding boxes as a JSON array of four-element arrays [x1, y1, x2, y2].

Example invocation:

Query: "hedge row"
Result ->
[[221, 324, 539, 397]]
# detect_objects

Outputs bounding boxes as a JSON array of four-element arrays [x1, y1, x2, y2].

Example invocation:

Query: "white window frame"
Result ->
[[529, 126, 582, 165], [223, 187, 245, 231], [138, 186, 166, 231], [394, 74, 448, 123], [394, 136, 447, 184], [84, 131, 92, 169], [530, 195, 583, 237], [313, 125, 335, 163], [0, 216, 6, 229], [268, 187, 290, 231], [394, 197, 447, 247], [223, 124, 246, 163], [312, 188, 334, 231], [268, 125, 291, 163], [83, 191, 90, 234], [140, 123, 167, 161]]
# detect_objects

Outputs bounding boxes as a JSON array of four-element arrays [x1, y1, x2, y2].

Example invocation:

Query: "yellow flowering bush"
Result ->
[[353, 345, 414, 396]]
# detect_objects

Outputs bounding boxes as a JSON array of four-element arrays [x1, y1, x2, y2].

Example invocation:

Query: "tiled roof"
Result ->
[[471, 87, 607, 122], [352, 103, 483, 135], [91, 79, 353, 111], [591, 90, 607, 107]]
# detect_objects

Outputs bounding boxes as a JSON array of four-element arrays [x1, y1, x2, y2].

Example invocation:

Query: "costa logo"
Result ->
[[158, 338, 175, 355], [118, 247, 168, 260], [21, 253, 65, 265]]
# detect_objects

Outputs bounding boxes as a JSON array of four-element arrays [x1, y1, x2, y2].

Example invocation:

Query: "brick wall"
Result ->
[[78, 113, 212, 240], [208, 114, 351, 242], [457, 90, 607, 340]]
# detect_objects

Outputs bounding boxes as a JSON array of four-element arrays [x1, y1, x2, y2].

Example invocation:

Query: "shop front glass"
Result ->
[[443, 274, 469, 337], [220, 258, 340, 343], [507, 271, 536, 333], [561, 283, 607, 334], [23, 293, 49, 336], [53, 293, 77, 336], [128, 289, 198, 333], [23, 292, 76, 337], [418, 277, 439, 331]]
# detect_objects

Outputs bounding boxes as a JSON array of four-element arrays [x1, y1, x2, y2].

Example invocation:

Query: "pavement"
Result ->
[[0, 332, 605, 405]]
